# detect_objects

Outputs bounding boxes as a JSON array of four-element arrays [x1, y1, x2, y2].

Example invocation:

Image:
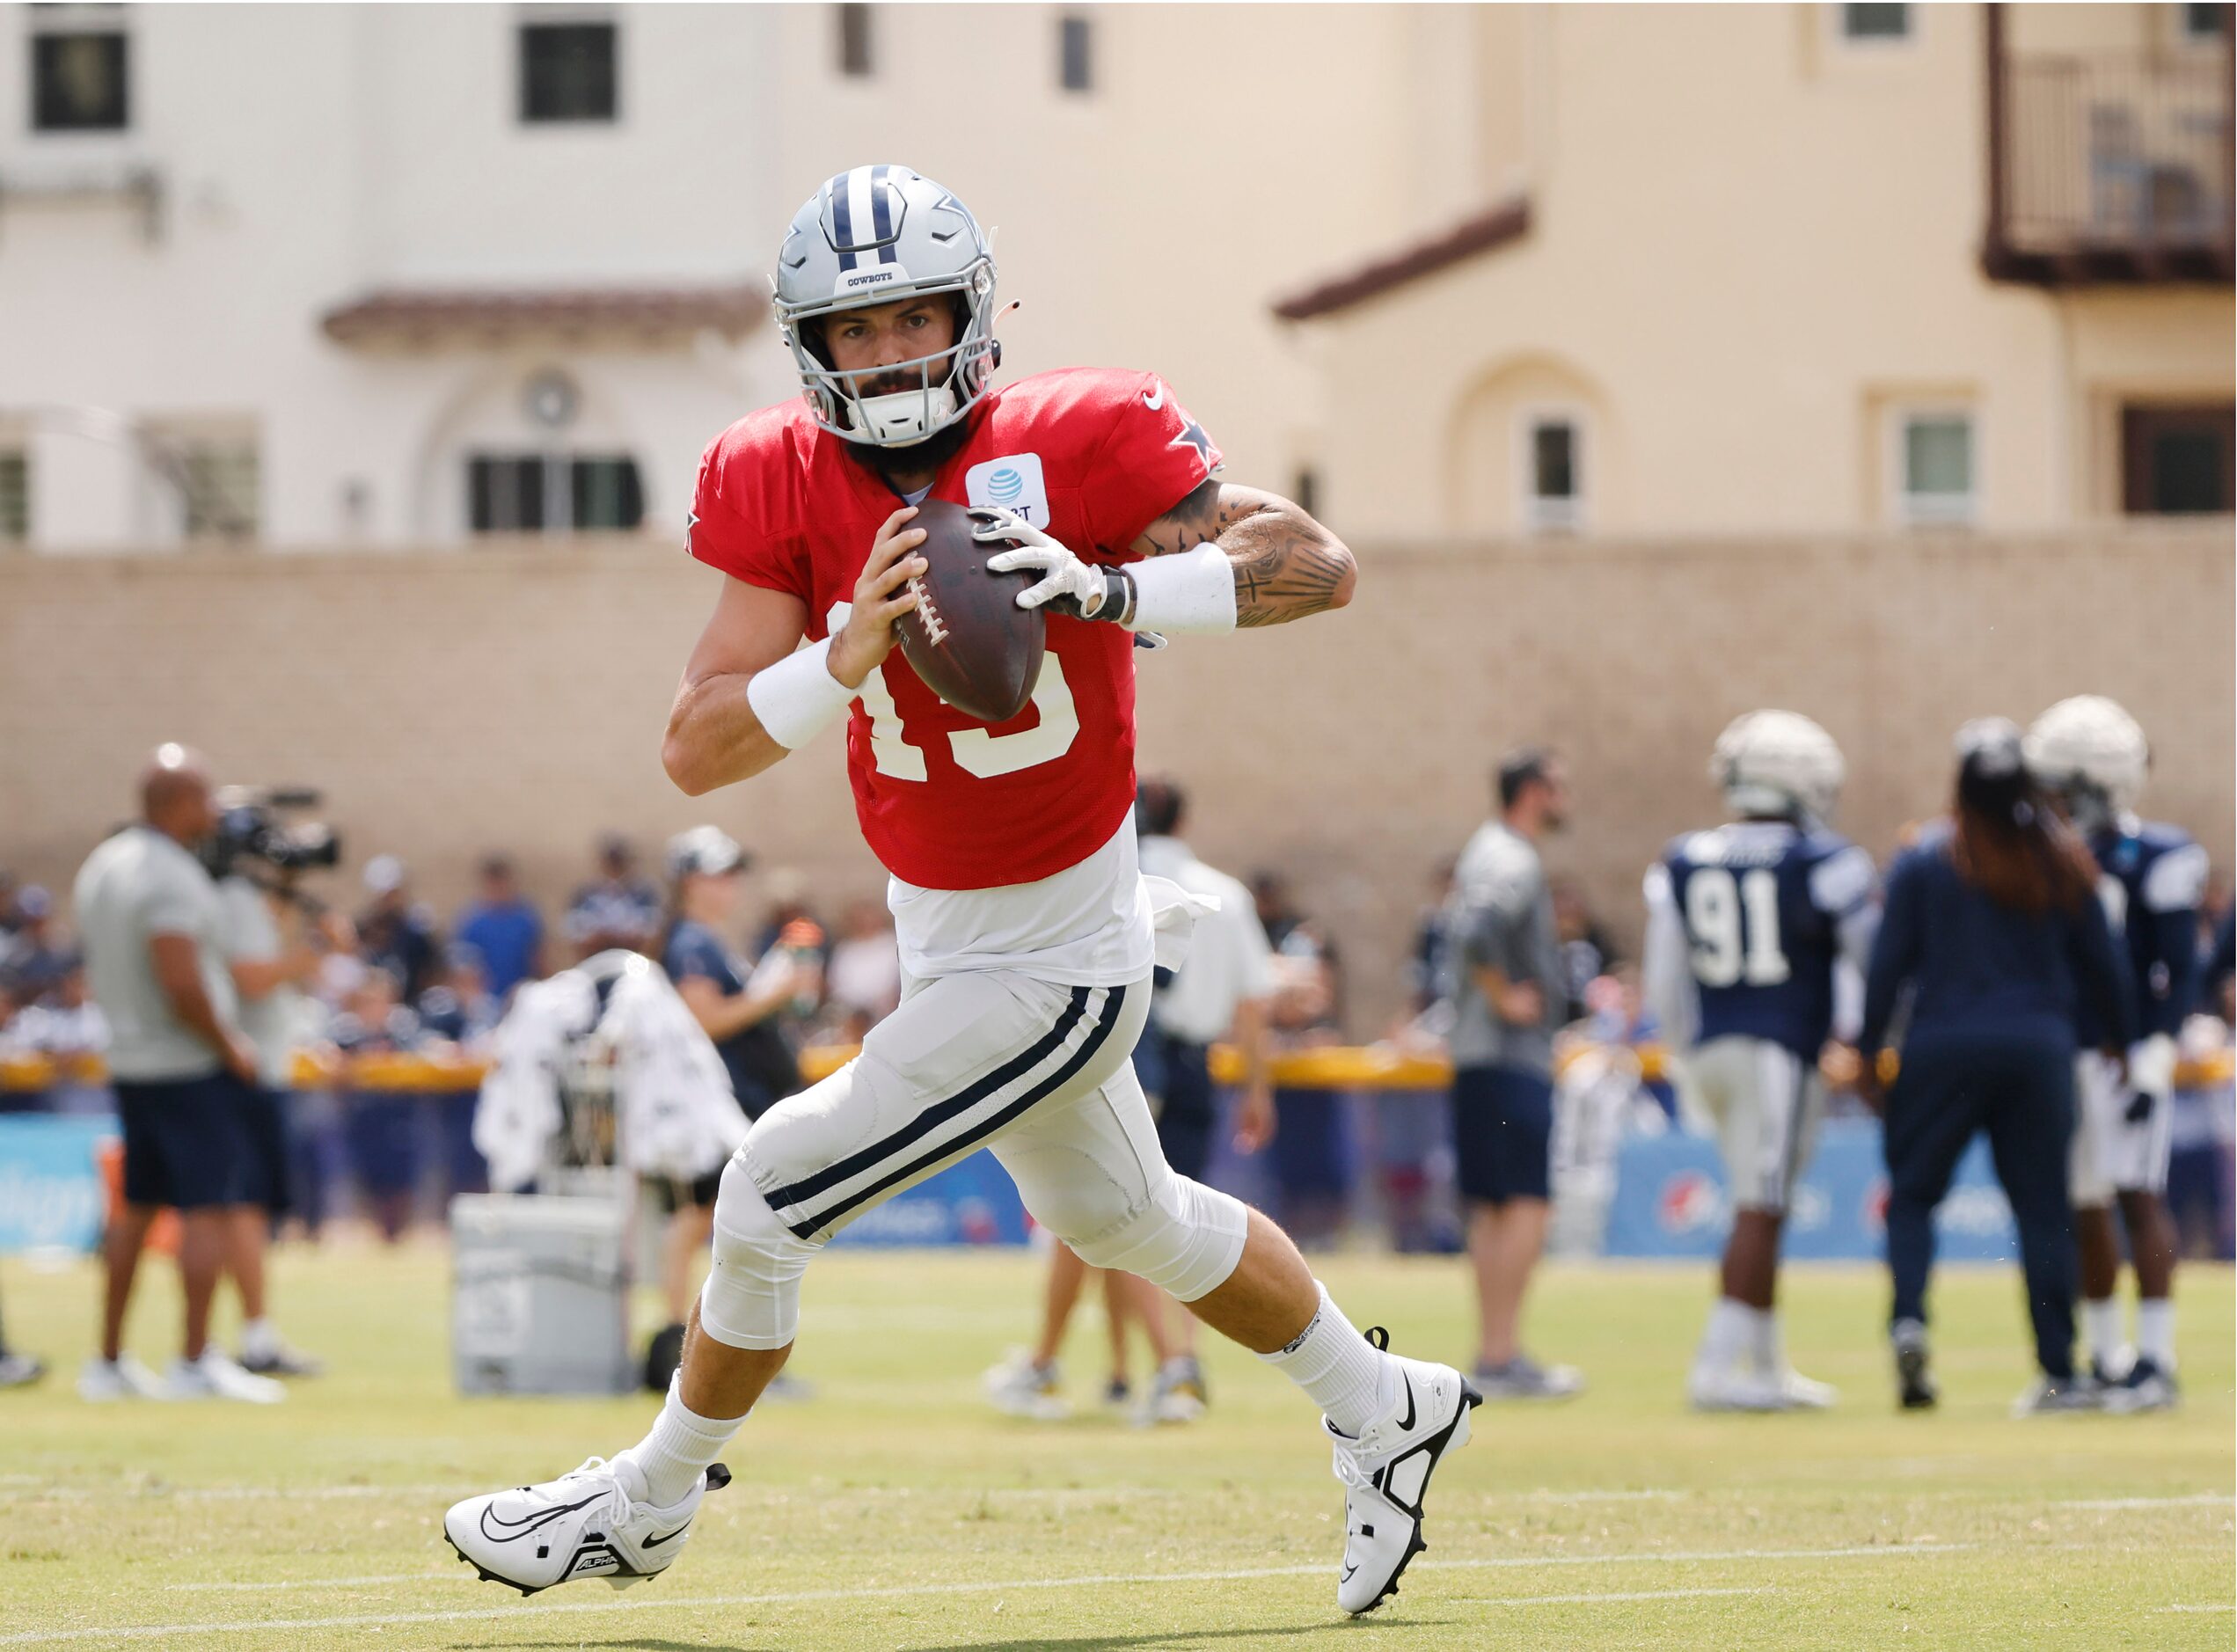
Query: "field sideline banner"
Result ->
[[1602, 1118, 2018, 1261]]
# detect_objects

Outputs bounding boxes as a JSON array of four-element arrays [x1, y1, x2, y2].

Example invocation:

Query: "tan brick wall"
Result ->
[[3, 527, 2229, 1034]]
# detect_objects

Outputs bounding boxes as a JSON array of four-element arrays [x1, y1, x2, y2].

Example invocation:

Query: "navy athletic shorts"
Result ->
[[234, 1083, 293, 1217], [115, 1073, 252, 1210], [1145, 1031, 1217, 1183], [1451, 1062, 1554, 1205]]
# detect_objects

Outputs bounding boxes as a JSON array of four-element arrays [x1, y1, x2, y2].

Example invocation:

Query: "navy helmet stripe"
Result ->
[[828, 170, 858, 270]]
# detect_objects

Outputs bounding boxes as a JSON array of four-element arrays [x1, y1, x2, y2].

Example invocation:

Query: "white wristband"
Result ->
[[746, 637, 856, 749], [1126, 543, 1237, 633]]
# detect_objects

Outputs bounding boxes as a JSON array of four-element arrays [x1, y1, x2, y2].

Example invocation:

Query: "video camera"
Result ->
[[204, 786, 343, 883]]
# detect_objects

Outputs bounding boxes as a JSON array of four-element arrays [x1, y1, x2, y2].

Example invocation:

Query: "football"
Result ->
[[894, 496, 1046, 724]]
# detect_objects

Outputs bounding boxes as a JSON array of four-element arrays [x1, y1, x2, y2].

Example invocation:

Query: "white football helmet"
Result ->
[[2023, 694, 2147, 830], [772, 164, 1000, 447], [1711, 710, 1846, 823]]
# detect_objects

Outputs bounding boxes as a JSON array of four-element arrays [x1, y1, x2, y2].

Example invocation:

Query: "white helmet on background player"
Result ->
[[771, 164, 1000, 448], [1711, 710, 1846, 823], [2023, 694, 2148, 831]]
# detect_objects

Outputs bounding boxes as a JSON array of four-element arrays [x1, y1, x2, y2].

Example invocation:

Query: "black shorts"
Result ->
[[234, 1084, 292, 1217], [647, 1166, 725, 1216], [1146, 1033, 1216, 1183], [115, 1073, 252, 1210], [1451, 1062, 1553, 1206]]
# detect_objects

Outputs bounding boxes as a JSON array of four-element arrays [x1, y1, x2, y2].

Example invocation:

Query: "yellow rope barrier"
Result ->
[[4, 1044, 2231, 1094]]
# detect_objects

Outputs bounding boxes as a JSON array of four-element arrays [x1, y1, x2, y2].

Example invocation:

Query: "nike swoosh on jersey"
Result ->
[[1142, 384, 1166, 411]]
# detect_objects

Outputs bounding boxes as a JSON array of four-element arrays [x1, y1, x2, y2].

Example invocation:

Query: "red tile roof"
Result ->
[[1271, 197, 1532, 322], [320, 282, 766, 346]]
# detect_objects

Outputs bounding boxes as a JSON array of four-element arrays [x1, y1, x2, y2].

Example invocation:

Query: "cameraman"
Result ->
[[72, 746, 282, 1404], [215, 822, 349, 1378]]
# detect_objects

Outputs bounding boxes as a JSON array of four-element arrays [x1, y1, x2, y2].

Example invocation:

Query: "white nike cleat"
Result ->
[[443, 1457, 730, 1597], [1774, 1367, 1839, 1410], [982, 1350, 1069, 1422], [163, 1350, 285, 1404], [77, 1354, 166, 1402], [1687, 1365, 1788, 1413], [1330, 1329, 1481, 1616]]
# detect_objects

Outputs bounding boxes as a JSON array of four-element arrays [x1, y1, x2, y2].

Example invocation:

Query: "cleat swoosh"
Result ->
[[641, 1524, 691, 1551], [1393, 1376, 1415, 1433], [478, 1490, 604, 1544]]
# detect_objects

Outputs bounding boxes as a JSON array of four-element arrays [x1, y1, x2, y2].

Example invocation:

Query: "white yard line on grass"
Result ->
[[1480, 1586, 1773, 1607], [0, 1542, 1969, 1645], [2056, 1492, 2233, 1510], [2157, 1604, 2236, 1613]]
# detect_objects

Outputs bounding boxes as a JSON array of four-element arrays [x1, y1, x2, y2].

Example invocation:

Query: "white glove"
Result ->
[[2128, 1032, 2178, 1100], [971, 508, 1132, 621]]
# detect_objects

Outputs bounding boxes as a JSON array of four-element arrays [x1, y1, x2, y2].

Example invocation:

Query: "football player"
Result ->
[[1641, 713, 1877, 1410], [443, 165, 1476, 1617], [2024, 695, 2206, 1413]]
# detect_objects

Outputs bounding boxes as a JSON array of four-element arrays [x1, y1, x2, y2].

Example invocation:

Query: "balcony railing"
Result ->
[[1986, 37, 2234, 284]]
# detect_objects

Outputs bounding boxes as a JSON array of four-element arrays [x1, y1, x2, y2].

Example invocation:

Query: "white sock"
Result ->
[[1747, 1306, 1780, 1375], [617, 1379, 746, 1508], [2135, 1299, 2175, 1371], [1259, 1285, 1397, 1436], [2081, 1297, 2124, 1369], [1695, 1298, 1752, 1376], [240, 1319, 277, 1362]]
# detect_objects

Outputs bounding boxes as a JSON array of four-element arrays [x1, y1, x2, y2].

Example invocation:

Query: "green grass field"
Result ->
[[0, 1244, 2228, 1650]]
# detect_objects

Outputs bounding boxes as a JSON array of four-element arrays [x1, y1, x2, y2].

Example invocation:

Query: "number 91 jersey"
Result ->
[[686, 368, 1222, 891], [1657, 822, 1876, 1059]]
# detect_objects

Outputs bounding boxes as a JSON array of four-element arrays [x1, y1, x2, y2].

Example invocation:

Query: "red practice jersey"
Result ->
[[687, 368, 1222, 890]]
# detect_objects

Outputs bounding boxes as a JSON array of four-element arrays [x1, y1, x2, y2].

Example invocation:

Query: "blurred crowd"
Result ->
[[0, 835, 904, 1240], [2, 809, 2231, 1262]]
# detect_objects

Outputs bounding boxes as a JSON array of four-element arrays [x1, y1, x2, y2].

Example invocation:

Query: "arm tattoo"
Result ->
[[1130, 479, 1356, 627]]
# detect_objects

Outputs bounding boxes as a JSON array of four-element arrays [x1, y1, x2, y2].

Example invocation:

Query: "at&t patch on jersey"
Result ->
[[965, 454, 1049, 529]]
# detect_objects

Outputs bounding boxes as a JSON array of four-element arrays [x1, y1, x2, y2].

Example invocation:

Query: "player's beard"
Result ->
[[846, 405, 976, 486]]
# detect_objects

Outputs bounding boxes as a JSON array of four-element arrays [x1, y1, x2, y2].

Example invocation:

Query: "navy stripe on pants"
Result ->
[[1881, 1034, 2078, 1379]]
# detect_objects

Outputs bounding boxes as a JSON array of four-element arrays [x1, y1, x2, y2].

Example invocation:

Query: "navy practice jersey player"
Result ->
[[1642, 711, 1876, 1412], [2026, 695, 2207, 1410]]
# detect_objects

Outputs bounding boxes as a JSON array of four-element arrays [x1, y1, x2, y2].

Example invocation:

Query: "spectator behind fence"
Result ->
[[216, 859, 347, 1378], [72, 744, 284, 1405], [416, 942, 501, 1208], [328, 966, 434, 1242], [358, 855, 441, 1003], [0, 886, 71, 1005], [1440, 746, 1584, 1401], [453, 854, 545, 1002], [1550, 875, 1620, 1023], [567, 832, 662, 959], [1250, 870, 1350, 1249], [1846, 719, 2134, 1416]]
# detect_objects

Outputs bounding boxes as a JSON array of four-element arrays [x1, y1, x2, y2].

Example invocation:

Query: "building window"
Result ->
[[1839, 4, 1911, 41], [1897, 411, 1974, 525], [1522, 414, 1583, 532], [0, 453, 28, 544], [1058, 13, 1093, 93], [177, 439, 260, 540], [837, 4, 874, 77], [2182, 4, 2233, 42], [521, 20, 618, 124], [470, 454, 643, 534], [32, 23, 129, 131], [2122, 404, 2233, 515]]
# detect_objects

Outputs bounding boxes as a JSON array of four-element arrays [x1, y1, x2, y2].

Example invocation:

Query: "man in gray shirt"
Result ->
[[73, 746, 281, 1404], [1442, 748, 1584, 1400]]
